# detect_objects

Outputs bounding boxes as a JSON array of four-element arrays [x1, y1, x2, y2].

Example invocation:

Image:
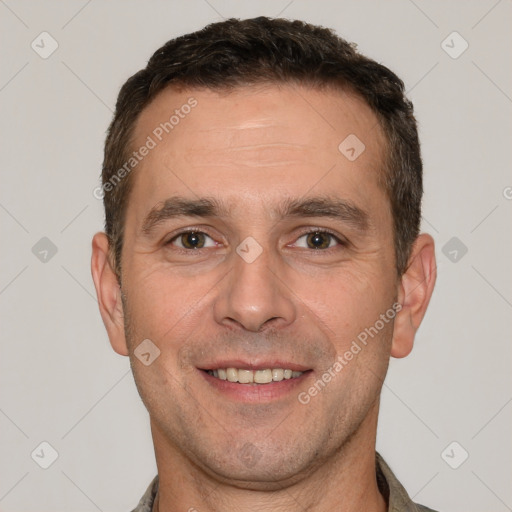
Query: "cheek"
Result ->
[[294, 265, 395, 342], [124, 261, 219, 340]]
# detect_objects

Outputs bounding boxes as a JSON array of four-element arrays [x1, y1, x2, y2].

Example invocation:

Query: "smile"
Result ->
[[206, 368, 304, 384]]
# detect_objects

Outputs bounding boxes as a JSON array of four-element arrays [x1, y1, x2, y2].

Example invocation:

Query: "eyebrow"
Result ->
[[140, 195, 370, 235], [141, 197, 230, 235], [278, 197, 369, 230]]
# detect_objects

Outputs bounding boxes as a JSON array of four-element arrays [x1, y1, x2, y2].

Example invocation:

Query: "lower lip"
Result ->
[[199, 370, 312, 402]]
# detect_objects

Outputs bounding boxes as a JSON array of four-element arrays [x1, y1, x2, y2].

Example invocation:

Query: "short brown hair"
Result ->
[[102, 17, 422, 277]]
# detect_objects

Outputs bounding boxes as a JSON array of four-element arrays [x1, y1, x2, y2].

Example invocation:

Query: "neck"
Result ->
[[151, 403, 386, 512]]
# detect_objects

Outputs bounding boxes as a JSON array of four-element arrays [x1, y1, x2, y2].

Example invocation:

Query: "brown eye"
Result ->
[[170, 231, 215, 249], [181, 232, 205, 249], [292, 230, 342, 250], [305, 231, 335, 249]]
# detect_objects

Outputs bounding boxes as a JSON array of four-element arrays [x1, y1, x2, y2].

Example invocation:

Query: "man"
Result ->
[[91, 17, 437, 512]]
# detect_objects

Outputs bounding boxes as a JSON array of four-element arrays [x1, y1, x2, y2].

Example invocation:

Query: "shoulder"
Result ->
[[130, 476, 158, 512], [376, 453, 440, 512]]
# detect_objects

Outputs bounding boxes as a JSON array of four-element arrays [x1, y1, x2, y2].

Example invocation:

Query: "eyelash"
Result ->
[[165, 227, 347, 252]]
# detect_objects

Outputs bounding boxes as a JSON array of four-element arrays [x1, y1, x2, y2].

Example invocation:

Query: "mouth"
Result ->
[[204, 367, 304, 384], [198, 362, 312, 402], [197, 356, 313, 403]]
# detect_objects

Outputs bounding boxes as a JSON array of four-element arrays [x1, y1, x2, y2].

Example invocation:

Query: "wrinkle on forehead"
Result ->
[[184, 142, 315, 169], [136, 83, 383, 146], [178, 121, 335, 172], [131, 84, 388, 201]]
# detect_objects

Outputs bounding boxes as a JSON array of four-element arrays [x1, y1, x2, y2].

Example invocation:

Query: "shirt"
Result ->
[[131, 452, 438, 512]]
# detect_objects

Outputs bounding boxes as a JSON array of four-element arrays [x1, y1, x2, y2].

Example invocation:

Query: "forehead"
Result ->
[[129, 84, 388, 218]]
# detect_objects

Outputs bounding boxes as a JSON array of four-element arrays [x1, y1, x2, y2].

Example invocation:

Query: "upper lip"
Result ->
[[198, 360, 311, 372]]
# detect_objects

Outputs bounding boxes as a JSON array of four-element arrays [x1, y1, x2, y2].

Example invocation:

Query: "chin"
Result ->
[[205, 460, 311, 490], [189, 438, 324, 489]]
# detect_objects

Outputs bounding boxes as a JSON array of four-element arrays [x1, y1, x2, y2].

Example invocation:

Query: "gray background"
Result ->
[[1, 0, 511, 510]]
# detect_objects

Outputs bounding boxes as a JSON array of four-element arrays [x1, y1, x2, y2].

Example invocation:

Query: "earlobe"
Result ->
[[91, 232, 129, 356], [391, 234, 437, 359]]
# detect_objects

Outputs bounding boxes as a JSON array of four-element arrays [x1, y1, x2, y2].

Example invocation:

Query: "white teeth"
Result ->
[[238, 369, 254, 383], [272, 369, 284, 381], [226, 368, 238, 382], [208, 367, 303, 384], [254, 369, 272, 384]]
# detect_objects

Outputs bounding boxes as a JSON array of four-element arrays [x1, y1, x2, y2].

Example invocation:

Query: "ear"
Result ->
[[91, 232, 128, 356], [391, 233, 436, 358]]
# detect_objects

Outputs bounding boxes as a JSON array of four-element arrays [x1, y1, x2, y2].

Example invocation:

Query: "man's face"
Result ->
[[118, 85, 398, 484]]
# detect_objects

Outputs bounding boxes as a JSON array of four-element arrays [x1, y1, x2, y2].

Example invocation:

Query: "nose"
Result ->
[[213, 246, 297, 332]]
